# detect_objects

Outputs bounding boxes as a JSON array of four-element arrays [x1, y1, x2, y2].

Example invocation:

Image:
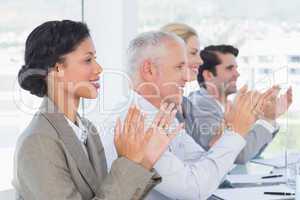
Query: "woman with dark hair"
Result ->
[[13, 20, 181, 200]]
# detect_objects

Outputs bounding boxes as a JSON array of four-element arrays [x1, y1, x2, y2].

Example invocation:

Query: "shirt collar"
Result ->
[[198, 88, 225, 112], [131, 90, 158, 112], [65, 116, 88, 144], [214, 99, 225, 112], [129, 90, 180, 126]]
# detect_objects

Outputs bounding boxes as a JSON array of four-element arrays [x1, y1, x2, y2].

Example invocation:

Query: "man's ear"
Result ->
[[140, 60, 157, 81], [202, 69, 214, 82]]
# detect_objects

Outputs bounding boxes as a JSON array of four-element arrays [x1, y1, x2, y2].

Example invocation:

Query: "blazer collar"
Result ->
[[39, 96, 61, 114], [39, 97, 101, 196], [196, 88, 224, 113]]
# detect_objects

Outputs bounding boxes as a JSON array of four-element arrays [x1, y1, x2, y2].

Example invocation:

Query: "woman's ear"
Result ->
[[140, 60, 157, 81], [54, 63, 65, 78]]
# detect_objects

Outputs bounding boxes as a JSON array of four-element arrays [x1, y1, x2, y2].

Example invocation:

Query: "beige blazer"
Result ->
[[13, 97, 161, 200]]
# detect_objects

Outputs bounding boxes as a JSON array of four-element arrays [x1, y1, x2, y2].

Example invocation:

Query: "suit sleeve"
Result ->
[[185, 98, 223, 151], [16, 134, 160, 200], [186, 95, 279, 164], [234, 122, 278, 164], [100, 157, 161, 200]]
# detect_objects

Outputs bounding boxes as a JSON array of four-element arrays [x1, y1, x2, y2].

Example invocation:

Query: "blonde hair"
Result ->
[[160, 23, 198, 43]]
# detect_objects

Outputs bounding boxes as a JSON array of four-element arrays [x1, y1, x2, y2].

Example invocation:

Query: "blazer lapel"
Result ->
[[80, 118, 108, 182], [39, 97, 100, 196], [198, 88, 224, 118]]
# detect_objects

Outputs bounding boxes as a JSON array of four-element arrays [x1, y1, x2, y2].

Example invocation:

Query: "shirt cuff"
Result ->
[[255, 119, 279, 133]]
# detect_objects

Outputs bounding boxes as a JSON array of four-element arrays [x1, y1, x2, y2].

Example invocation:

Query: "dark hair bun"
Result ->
[[18, 20, 90, 97], [18, 65, 48, 97]]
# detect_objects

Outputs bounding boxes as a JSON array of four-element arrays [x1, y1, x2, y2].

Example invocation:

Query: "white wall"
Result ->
[[83, 0, 138, 124]]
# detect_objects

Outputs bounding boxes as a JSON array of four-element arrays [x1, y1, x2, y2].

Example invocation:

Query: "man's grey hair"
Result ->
[[126, 31, 185, 78]]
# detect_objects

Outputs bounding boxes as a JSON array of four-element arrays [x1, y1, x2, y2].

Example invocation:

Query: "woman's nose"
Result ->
[[95, 62, 103, 75]]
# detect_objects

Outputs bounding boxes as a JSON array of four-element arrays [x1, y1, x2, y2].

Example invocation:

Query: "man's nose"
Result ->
[[235, 69, 240, 78]]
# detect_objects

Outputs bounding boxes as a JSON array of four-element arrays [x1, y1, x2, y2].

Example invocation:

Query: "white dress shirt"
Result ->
[[102, 91, 246, 200]]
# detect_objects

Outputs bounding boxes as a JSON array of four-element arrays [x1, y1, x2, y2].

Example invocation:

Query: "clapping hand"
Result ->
[[114, 103, 184, 170]]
